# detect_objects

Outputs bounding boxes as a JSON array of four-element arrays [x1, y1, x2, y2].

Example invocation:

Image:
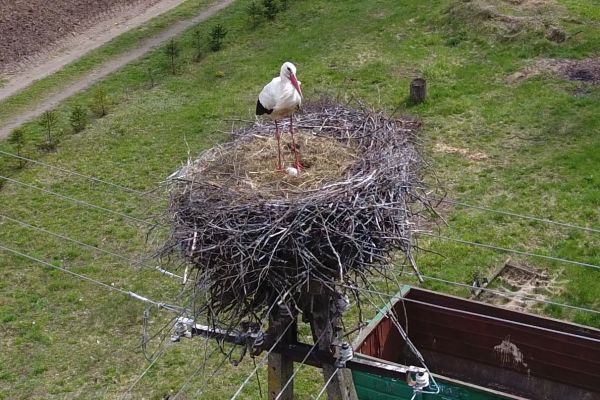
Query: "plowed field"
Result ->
[[0, 0, 161, 73]]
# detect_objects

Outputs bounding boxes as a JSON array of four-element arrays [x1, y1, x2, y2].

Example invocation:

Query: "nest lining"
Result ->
[[163, 100, 428, 328], [182, 130, 359, 199]]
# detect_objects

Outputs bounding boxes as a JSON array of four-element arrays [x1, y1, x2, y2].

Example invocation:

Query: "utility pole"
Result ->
[[263, 280, 358, 400], [267, 306, 297, 400], [299, 281, 358, 400], [181, 317, 419, 398]]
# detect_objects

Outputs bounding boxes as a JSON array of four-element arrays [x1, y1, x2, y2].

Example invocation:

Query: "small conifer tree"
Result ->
[[91, 88, 109, 117], [39, 110, 58, 151], [247, 1, 262, 28], [210, 24, 227, 52], [8, 128, 26, 168], [70, 105, 88, 133], [193, 29, 203, 62], [164, 38, 180, 74], [262, 0, 278, 20]]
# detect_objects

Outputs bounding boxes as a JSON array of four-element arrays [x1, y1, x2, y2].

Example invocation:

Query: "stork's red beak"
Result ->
[[290, 73, 302, 96]]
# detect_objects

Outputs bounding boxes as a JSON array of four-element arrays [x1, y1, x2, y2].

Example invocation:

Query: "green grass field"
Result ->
[[1, 0, 599, 398]]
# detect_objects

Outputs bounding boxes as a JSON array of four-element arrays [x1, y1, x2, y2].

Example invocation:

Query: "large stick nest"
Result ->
[[162, 99, 430, 327]]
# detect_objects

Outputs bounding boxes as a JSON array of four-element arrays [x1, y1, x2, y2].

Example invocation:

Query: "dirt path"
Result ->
[[0, 0, 235, 140]]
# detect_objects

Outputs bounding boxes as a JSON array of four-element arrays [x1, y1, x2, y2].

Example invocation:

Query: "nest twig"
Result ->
[[160, 99, 432, 329]]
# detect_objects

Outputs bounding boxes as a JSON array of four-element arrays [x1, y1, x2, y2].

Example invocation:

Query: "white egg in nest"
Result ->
[[286, 166, 299, 177]]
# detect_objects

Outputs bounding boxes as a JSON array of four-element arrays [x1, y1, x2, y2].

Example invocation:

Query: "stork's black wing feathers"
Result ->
[[256, 99, 273, 116]]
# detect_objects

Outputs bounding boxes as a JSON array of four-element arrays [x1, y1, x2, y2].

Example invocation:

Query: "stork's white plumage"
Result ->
[[256, 62, 303, 171]]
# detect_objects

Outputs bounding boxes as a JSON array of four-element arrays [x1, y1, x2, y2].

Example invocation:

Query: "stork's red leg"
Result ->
[[290, 115, 302, 171], [275, 120, 283, 171]]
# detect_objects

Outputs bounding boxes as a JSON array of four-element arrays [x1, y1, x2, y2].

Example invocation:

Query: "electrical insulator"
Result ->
[[171, 320, 185, 342], [250, 330, 265, 349], [415, 371, 430, 390], [278, 302, 293, 317], [171, 317, 194, 342], [334, 342, 354, 368]]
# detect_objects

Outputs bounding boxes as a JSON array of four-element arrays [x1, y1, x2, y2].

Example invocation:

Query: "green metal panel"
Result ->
[[352, 371, 509, 400], [353, 371, 414, 400]]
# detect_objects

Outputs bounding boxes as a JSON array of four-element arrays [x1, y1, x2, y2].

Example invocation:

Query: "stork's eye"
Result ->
[[287, 67, 291, 71]]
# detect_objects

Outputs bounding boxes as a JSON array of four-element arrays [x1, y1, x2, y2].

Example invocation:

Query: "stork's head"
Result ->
[[280, 62, 302, 97]]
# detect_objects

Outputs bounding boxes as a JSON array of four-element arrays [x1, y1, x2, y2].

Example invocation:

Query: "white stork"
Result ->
[[256, 61, 303, 171]]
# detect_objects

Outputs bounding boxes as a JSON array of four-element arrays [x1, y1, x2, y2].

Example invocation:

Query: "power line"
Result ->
[[155, 266, 183, 280], [341, 284, 600, 344], [434, 197, 600, 234], [360, 283, 440, 397], [125, 344, 171, 395], [176, 298, 286, 400], [173, 345, 223, 399], [0, 243, 182, 313], [274, 328, 329, 400], [229, 318, 296, 400], [0, 213, 182, 280], [314, 369, 339, 400], [0, 174, 161, 228], [1, 213, 132, 262], [419, 232, 600, 271], [411, 272, 600, 315], [0, 150, 162, 199]]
